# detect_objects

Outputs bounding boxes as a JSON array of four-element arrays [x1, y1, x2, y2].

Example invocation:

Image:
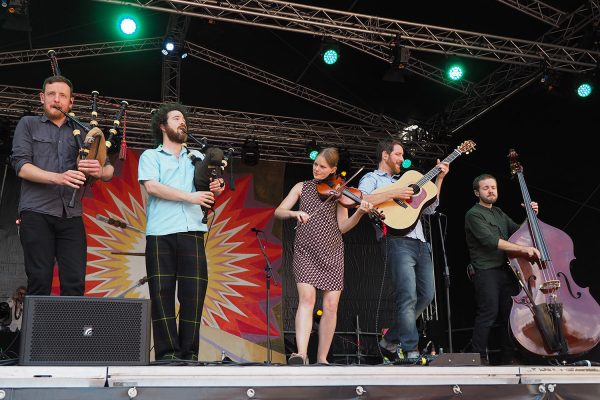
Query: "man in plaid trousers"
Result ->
[[138, 102, 224, 361]]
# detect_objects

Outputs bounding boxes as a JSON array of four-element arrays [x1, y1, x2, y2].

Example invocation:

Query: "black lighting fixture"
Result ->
[[337, 146, 352, 177], [306, 139, 320, 161], [241, 138, 260, 166], [383, 35, 410, 83], [1, 0, 31, 31]]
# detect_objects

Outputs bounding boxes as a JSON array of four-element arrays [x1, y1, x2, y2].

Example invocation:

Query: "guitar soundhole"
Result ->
[[409, 184, 420, 195]]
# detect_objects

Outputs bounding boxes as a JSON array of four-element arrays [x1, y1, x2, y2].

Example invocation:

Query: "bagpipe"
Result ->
[[47, 50, 128, 207], [185, 133, 234, 224]]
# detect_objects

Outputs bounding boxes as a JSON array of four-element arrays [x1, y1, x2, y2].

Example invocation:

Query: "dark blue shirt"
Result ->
[[11, 114, 82, 217]]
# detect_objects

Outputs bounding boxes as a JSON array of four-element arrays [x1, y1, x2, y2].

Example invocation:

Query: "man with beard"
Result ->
[[465, 173, 539, 364], [11, 75, 114, 296], [358, 140, 449, 360], [138, 103, 225, 361]]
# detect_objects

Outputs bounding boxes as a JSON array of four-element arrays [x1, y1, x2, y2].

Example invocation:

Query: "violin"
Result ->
[[316, 175, 385, 223]]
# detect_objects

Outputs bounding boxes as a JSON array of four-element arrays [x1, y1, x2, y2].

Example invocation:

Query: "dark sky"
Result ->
[[2, 0, 600, 353]]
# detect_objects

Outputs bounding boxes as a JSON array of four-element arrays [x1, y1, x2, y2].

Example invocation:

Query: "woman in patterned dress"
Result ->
[[275, 148, 372, 364]]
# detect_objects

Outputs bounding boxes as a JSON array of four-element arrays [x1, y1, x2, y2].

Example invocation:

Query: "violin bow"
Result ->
[[294, 166, 365, 230]]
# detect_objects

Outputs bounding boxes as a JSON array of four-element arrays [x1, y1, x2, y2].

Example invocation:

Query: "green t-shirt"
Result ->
[[464, 203, 520, 270]]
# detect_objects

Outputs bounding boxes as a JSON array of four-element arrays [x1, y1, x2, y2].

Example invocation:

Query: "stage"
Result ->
[[1, 364, 600, 400]]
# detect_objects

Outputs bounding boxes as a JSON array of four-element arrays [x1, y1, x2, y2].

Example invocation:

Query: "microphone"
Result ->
[[224, 146, 235, 191], [251, 227, 263, 233]]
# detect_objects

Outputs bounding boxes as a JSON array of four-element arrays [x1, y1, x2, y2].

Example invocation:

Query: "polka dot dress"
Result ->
[[293, 179, 344, 291]]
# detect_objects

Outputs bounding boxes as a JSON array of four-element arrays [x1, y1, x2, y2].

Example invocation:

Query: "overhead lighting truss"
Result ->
[[424, 0, 600, 137], [0, 84, 448, 165], [495, 0, 566, 27], [95, 0, 600, 73], [0, 37, 163, 67]]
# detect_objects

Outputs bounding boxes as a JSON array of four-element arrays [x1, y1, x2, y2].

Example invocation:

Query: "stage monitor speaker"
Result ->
[[19, 295, 150, 366], [428, 353, 481, 366]]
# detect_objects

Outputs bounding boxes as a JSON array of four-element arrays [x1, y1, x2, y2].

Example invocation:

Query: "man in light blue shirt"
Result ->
[[358, 139, 449, 360], [138, 103, 224, 361]]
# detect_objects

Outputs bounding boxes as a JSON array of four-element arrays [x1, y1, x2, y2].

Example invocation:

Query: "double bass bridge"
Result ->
[[540, 279, 560, 294]]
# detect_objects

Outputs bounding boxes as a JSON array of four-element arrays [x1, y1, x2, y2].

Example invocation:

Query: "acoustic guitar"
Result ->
[[373, 140, 476, 233]]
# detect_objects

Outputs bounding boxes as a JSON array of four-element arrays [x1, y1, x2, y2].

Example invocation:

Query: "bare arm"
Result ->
[[337, 200, 370, 233], [142, 180, 214, 207], [18, 163, 85, 189], [274, 182, 309, 223], [498, 238, 540, 261], [362, 186, 413, 206]]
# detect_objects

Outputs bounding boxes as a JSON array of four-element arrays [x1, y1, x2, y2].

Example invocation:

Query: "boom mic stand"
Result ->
[[436, 213, 453, 353], [253, 228, 274, 364]]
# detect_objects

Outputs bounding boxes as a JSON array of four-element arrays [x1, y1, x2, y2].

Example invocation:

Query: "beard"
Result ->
[[165, 125, 187, 144]]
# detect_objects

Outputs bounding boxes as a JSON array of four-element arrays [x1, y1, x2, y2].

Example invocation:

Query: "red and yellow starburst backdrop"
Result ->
[[51, 150, 285, 363]]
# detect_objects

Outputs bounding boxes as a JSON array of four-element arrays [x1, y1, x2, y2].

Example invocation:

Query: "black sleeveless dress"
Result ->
[[292, 180, 344, 291]]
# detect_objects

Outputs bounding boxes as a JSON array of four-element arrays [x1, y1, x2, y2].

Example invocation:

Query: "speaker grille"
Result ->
[[20, 296, 150, 365]]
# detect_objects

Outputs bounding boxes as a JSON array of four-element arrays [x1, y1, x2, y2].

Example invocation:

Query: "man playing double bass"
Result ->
[[138, 102, 225, 361], [465, 173, 540, 365], [11, 75, 114, 296]]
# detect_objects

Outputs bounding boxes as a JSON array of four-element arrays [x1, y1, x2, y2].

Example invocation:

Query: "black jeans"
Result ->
[[471, 266, 519, 361], [19, 211, 87, 296]]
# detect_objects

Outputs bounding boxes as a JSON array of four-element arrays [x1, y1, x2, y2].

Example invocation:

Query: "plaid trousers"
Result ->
[[145, 231, 208, 360]]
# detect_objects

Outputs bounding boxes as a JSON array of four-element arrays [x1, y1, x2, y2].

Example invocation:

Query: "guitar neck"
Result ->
[[415, 149, 462, 187]]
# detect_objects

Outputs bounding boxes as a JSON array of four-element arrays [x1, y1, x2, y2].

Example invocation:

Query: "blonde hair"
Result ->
[[317, 147, 339, 167]]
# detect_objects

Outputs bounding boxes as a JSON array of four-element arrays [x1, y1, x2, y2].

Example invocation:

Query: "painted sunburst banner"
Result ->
[[56, 149, 285, 363]]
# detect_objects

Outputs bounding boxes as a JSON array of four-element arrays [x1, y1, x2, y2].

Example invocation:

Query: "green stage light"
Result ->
[[447, 64, 464, 81], [119, 17, 137, 35], [306, 139, 320, 160], [402, 159, 412, 169], [323, 49, 339, 65], [321, 38, 340, 65], [577, 83, 593, 98]]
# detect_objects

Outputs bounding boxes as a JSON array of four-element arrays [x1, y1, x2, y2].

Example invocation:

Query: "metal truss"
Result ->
[[0, 40, 409, 131], [96, 0, 600, 73], [424, 1, 600, 137], [184, 40, 408, 131], [0, 38, 163, 66], [161, 14, 191, 102], [496, 0, 566, 27], [0, 84, 448, 165]]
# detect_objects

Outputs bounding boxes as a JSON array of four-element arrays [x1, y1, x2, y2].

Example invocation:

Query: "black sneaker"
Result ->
[[288, 353, 307, 365]]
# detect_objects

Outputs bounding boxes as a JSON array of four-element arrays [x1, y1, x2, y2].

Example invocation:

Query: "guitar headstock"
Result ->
[[507, 148, 523, 176], [458, 140, 476, 154]]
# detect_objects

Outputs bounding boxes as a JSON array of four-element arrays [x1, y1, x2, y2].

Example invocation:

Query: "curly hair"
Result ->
[[150, 102, 189, 146]]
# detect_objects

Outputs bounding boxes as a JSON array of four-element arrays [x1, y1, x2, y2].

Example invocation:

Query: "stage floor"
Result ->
[[1, 364, 600, 399]]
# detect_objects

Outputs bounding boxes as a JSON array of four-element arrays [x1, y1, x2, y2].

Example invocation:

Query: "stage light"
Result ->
[[306, 139, 320, 161], [119, 17, 137, 35], [338, 146, 352, 176], [577, 82, 593, 98], [321, 38, 340, 65], [1, 0, 7, 8], [383, 42, 410, 83], [165, 41, 175, 52], [241, 138, 260, 166], [445, 56, 465, 81], [402, 158, 412, 169]]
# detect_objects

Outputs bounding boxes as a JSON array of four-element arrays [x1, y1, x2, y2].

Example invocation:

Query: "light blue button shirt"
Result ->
[[358, 169, 439, 242], [138, 145, 207, 236]]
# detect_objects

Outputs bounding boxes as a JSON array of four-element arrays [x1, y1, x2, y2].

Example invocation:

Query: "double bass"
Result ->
[[507, 149, 600, 357]]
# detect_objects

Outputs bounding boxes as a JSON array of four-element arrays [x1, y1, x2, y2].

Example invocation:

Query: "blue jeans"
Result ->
[[383, 236, 434, 352]]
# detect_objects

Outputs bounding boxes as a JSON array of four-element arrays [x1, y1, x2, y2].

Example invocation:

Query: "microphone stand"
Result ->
[[436, 213, 453, 353], [254, 229, 273, 364]]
